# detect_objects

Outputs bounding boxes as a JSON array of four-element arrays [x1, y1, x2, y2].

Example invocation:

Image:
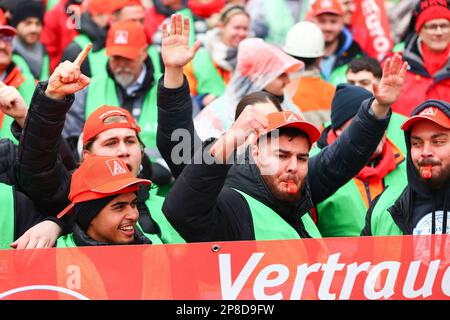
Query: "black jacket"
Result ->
[[60, 11, 108, 77], [0, 138, 17, 185], [158, 78, 390, 242], [15, 82, 162, 235], [363, 100, 450, 236]]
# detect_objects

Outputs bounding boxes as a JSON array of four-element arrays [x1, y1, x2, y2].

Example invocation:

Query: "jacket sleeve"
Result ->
[[157, 76, 202, 178], [308, 98, 391, 205], [162, 140, 250, 242], [0, 139, 17, 186], [16, 82, 75, 215]]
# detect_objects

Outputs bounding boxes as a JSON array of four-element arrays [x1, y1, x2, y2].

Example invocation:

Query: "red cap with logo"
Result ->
[[106, 20, 147, 60], [310, 0, 345, 17], [57, 154, 151, 218], [401, 106, 450, 131], [87, 0, 115, 15], [82, 105, 141, 146], [415, 0, 450, 32], [0, 24, 16, 36], [259, 111, 321, 147], [108, 0, 144, 13]]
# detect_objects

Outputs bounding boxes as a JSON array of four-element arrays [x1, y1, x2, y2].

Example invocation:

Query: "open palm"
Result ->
[[161, 14, 201, 68], [373, 54, 408, 106]]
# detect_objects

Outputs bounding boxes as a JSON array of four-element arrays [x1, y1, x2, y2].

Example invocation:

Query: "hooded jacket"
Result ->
[[159, 78, 391, 242], [363, 100, 450, 236], [391, 34, 450, 117]]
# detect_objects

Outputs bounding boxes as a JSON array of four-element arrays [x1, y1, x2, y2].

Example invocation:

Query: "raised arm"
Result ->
[[309, 54, 408, 204]]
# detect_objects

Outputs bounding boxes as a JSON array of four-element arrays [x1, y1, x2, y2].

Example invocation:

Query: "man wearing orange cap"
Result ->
[[159, 17, 408, 241], [309, 0, 364, 85], [14, 44, 183, 249], [363, 99, 450, 236], [0, 24, 36, 142], [63, 21, 168, 187], [57, 154, 157, 247], [391, 0, 450, 117]]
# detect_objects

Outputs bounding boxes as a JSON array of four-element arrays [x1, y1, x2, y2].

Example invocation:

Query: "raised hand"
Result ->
[[161, 14, 201, 69], [373, 53, 408, 107], [45, 43, 92, 100], [0, 81, 27, 127]]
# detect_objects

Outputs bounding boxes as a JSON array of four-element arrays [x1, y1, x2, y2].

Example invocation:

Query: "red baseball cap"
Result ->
[[57, 154, 151, 219], [260, 111, 321, 147], [106, 20, 147, 60], [310, 0, 345, 17], [82, 105, 141, 146], [87, 0, 114, 15], [109, 0, 144, 13], [401, 106, 450, 131], [0, 25, 16, 36]]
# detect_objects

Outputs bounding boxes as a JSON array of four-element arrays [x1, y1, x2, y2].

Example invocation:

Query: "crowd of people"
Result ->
[[0, 0, 449, 253]]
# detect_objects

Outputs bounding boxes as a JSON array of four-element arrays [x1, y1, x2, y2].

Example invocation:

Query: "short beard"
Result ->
[[261, 174, 303, 203], [417, 161, 450, 189], [114, 71, 137, 88]]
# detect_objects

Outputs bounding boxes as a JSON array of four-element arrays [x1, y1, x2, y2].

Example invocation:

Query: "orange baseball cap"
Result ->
[[106, 20, 147, 60], [57, 154, 151, 219], [401, 106, 450, 131], [87, 0, 114, 15], [310, 0, 344, 17], [82, 105, 141, 146], [109, 0, 144, 13], [260, 111, 321, 146]]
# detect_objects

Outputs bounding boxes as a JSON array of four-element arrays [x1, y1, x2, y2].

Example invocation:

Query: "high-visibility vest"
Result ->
[[72, 33, 109, 79], [13, 53, 50, 81], [233, 189, 322, 240], [0, 183, 14, 249]]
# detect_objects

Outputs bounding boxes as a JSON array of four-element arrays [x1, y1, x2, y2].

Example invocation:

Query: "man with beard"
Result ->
[[160, 14, 408, 241], [310, 0, 364, 86], [363, 100, 450, 236], [11, 1, 49, 82], [64, 20, 171, 186]]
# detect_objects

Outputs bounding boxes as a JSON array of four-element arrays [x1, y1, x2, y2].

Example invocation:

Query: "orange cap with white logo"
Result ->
[[401, 106, 450, 131], [57, 155, 151, 218], [106, 20, 147, 60]]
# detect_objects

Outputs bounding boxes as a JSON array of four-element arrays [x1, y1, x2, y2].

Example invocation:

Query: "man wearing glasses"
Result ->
[[0, 24, 35, 142], [392, 0, 450, 117]]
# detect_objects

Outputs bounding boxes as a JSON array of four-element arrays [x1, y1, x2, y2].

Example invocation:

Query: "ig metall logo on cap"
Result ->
[[106, 159, 128, 176], [115, 30, 129, 45]]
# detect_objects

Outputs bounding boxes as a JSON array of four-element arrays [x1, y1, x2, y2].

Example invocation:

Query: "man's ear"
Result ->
[[251, 144, 259, 165], [82, 149, 90, 159]]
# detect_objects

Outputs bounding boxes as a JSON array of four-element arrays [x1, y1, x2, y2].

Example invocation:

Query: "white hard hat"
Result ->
[[283, 21, 325, 58]]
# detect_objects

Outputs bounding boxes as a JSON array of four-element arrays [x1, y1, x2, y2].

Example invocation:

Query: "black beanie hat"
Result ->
[[330, 83, 373, 130], [11, 1, 44, 28], [74, 194, 118, 231]]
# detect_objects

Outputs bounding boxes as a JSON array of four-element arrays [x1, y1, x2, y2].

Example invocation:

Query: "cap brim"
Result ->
[[0, 26, 16, 36], [91, 177, 151, 193], [401, 115, 450, 131], [106, 46, 141, 60], [57, 202, 75, 219], [262, 121, 321, 145]]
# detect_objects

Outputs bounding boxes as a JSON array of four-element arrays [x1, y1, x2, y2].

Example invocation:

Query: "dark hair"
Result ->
[[348, 56, 382, 79], [235, 91, 283, 120]]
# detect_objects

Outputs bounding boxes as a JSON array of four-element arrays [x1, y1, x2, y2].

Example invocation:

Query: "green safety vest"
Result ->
[[191, 48, 226, 97], [85, 46, 162, 153], [46, 0, 59, 11], [144, 188, 185, 244], [72, 34, 109, 79], [234, 189, 322, 240], [56, 229, 163, 248], [392, 42, 405, 53], [367, 186, 405, 236], [315, 156, 406, 237], [0, 183, 14, 249], [0, 71, 35, 143], [12, 53, 50, 82], [264, 0, 309, 46]]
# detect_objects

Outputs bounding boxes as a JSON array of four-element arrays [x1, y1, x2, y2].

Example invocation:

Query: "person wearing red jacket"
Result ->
[[392, 0, 450, 116]]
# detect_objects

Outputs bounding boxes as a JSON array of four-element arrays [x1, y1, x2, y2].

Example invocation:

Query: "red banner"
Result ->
[[0, 235, 449, 300], [352, 0, 394, 61]]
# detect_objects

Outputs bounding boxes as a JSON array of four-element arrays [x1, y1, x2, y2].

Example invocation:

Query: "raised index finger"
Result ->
[[74, 43, 92, 67]]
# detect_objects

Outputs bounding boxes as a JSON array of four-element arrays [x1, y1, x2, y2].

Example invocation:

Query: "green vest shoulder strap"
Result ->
[[392, 42, 405, 53], [329, 63, 350, 86], [233, 189, 321, 240], [13, 53, 49, 81], [387, 112, 407, 155], [0, 183, 15, 249], [192, 47, 225, 97], [369, 187, 405, 236], [56, 234, 77, 248], [73, 34, 109, 78], [46, 0, 59, 11], [40, 54, 50, 81], [143, 188, 185, 244]]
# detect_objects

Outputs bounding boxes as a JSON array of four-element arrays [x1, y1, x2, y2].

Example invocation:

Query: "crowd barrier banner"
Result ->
[[0, 235, 449, 300], [352, 0, 394, 61]]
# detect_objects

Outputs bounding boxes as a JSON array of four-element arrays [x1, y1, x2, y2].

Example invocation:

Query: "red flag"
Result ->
[[352, 0, 394, 61]]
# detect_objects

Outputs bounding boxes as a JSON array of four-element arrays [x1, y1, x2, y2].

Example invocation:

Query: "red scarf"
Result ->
[[327, 129, 396, 183], [421, 42, 450, 76]]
